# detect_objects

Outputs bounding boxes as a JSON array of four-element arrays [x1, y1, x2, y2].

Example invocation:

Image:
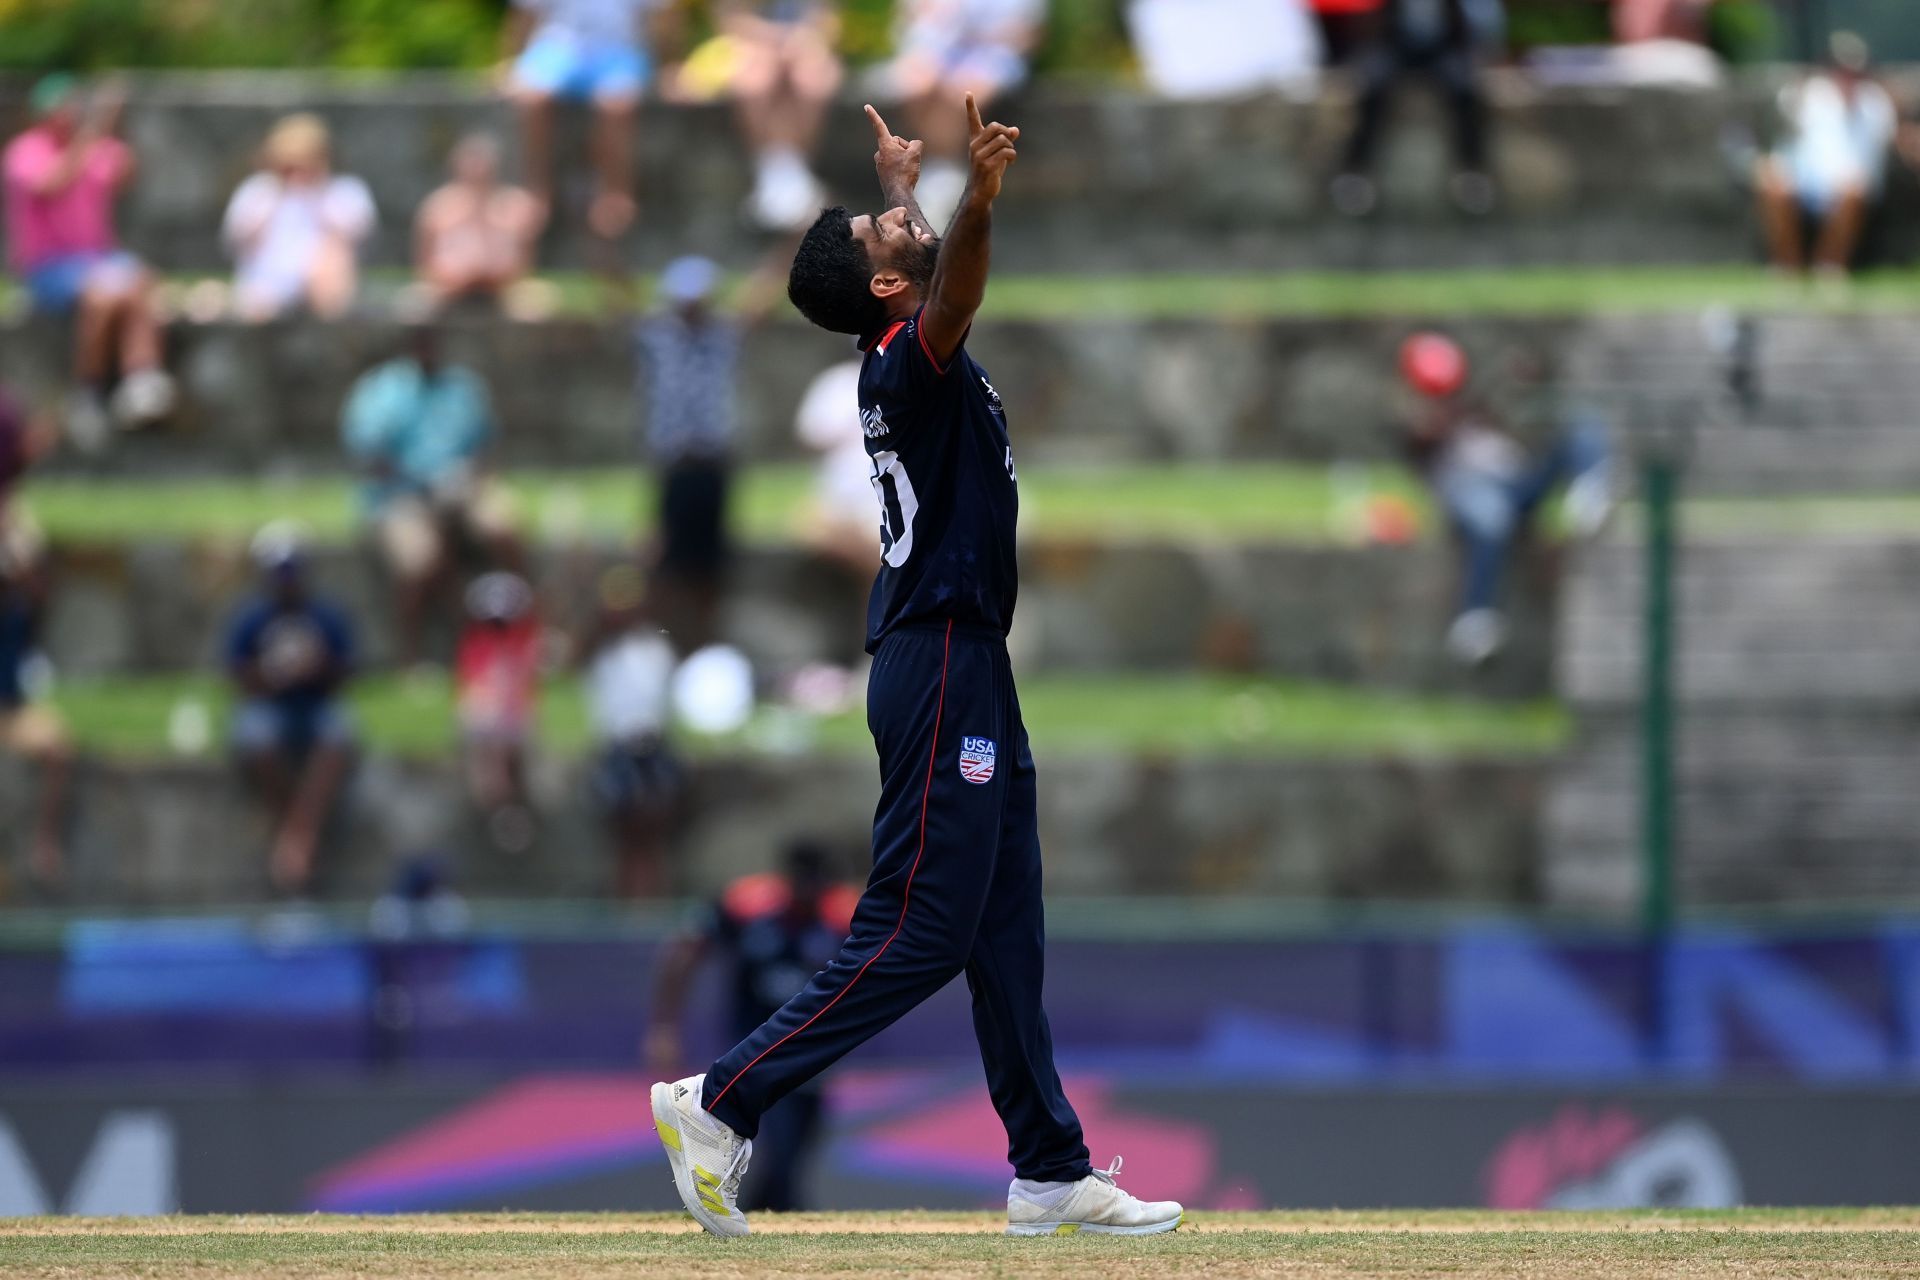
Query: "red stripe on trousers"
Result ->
[[706, 620, 952, 1112]]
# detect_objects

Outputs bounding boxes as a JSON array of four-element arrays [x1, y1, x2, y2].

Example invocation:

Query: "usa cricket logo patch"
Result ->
[[959, 736, 997, 785]]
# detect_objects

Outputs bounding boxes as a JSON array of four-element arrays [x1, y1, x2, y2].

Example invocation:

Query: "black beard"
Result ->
[[902, 236, 940, 291]]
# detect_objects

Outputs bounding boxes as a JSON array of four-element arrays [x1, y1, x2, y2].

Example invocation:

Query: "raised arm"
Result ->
[[865, 103, 931, 240], [920, 94, 1018, 368]]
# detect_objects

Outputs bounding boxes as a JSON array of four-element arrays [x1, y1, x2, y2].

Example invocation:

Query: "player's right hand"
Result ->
[[866, 104, 923, 193], [964, 92, 1019, 205]]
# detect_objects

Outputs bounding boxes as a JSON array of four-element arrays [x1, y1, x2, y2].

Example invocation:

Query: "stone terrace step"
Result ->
[[1, 73, 1870, 273], [0, 749, 1543, 906], [1545, 709, 1920, 909], [1548, 527, 1920, 909], [37, 536, 1558, 696], [10, 310, 1919, 477], [1561, 535, 1920, 705]]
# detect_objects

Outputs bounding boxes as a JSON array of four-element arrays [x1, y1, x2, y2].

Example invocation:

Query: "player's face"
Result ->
[[852, 207, 940, 294], [855, 206, 938, 251]]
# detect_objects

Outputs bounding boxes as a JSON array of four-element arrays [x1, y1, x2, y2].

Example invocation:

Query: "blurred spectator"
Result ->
[[342, 326, 522, 668], [634, 250, 785, 646], [1398, 333, 1611, 666], [1331, 0, 1497, 218], [3, 75, 174, 451], [583, 565, 682, 897], [226, 524, 356, 896], [456, 571, 543, 853], [369, 853, 472, 941], [503, 0, 662, 240], [1755, 32, 1896, 280], [793, 359, 874, 576], [717, 0, 843, 230], [413, 134, 546, 309], [221, 114, 376, 320], [1127, 0, 1321, 99], [645, 837, 859, 1210], [0, 387, 71, 889], [0, 386, 53, 583], [882, 0, 1044, 225], [1613, 0, 1710, 44]]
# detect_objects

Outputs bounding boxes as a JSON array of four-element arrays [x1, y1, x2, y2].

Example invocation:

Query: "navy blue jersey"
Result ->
[[706, 874, 860, 1041], [858, 307, 1018, 654]]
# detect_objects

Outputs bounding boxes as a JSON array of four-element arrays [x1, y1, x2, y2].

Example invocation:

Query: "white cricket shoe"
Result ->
[[1006, 1156, 1184, 1237], [650, 1074, 752, 1237]]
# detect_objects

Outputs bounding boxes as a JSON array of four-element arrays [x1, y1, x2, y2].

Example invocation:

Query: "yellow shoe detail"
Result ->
[[654, 1116, 683, 1152], [1054, 1224, 1079, 1236]]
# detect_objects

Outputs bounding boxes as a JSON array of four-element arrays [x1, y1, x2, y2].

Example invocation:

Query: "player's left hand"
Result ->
[[964, 93, 1019, 205], [865, 104, 923, 192]]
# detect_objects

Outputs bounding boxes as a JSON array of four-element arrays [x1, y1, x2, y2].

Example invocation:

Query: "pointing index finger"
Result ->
[[864, 103, 892, 141], [965, 92, 984, 137]]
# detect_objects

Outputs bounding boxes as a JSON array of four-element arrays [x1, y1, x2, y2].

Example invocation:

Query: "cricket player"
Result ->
[[650, 95, 1184, 1239]]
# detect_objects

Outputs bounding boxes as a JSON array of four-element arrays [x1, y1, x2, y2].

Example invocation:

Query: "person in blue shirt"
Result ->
[[225, 524, 357, 896], [341, 325, 522, 667], [648, 96, 1184, 1241]]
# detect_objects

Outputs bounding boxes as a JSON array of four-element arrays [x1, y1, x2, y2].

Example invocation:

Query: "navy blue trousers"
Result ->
[[703, 621, 1092, 1183]]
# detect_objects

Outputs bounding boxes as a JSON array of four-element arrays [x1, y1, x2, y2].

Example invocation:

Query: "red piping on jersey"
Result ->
[[706, 619, 952, 1114], [916, 322, 950, 375], [865, 320, 907, 355]]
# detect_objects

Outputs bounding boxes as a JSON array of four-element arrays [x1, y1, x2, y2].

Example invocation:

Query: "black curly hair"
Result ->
[[787, 207, 888, 339]]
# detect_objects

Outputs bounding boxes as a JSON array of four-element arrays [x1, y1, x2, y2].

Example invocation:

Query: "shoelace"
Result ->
[[719, 1139, 752, 1199], [1089, 1155, 1124, 1186]]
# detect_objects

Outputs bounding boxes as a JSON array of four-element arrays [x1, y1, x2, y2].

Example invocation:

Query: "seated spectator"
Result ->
[[1756, 32, 1896, 280], [222, 114, 376, 320], [1126, 0, 1321, 100], [583, 565, 682, 897], [341, 326, 522, 668], [3, 75, 174, 451], [456, 571, 542, 854], [717, 0, 844, 230], [1331, 0, 1498, 218], [226, 524, 357, 896], [882, 0, 1044, 225], [504, 0, 663, 240], [413, 134, 546, 309], [1398, 333, 1611, 666]]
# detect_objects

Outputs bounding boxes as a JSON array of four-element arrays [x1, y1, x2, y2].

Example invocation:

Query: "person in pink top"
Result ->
[[3, 76, 174, 449]]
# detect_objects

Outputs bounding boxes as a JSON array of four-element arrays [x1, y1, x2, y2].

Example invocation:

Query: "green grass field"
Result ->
[[85, 264, 1920, 320], [22, 464, 1420, 547], [25, 465, 1920, 550], [5, 1210, 1918, 1278], [48, 672, 1570, 761]]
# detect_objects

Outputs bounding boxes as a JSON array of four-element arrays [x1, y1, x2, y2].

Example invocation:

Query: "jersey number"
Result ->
[[870, 450, 919, 568]]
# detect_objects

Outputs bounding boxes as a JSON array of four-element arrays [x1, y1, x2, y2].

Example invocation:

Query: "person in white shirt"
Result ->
[[221, 114, 376, 320], [882, 0, 1045, 226], [1756, 31, 1897, 278], [582, 565, 683, 898], [792, 359, 875, 577]]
